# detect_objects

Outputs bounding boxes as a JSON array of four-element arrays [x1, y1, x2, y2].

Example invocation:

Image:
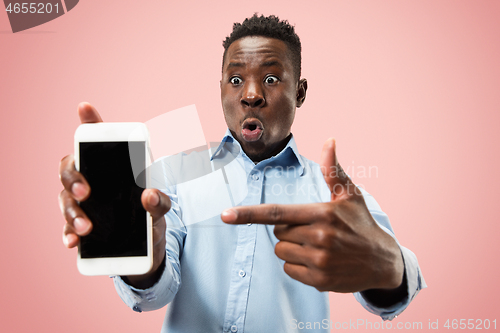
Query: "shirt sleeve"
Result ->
[[353, 187, 427, 321], [113, 158, 187, 312]]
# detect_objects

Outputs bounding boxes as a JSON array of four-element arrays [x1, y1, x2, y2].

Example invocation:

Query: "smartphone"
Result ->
[[74, 122, 152, 276]]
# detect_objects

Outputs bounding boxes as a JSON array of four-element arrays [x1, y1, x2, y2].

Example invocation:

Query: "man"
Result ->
[[59, 15, 425, 332]]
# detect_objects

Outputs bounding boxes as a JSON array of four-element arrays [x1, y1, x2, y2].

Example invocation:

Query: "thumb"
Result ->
[[320, 138, 350, 200], [78, 102, 103, 124], [142, 189, 172, 222]]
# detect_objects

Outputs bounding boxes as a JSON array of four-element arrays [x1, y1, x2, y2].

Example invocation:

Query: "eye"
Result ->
[[264, 75, 279, 84], [230, 77, 242, 85]]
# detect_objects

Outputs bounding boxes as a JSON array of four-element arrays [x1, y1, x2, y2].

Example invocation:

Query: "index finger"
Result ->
[[221, 203, 327, 225], [59, 154, 91, 201]]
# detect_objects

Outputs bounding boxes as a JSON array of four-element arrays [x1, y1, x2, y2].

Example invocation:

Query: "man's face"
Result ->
[[221, 36, 307, 162]]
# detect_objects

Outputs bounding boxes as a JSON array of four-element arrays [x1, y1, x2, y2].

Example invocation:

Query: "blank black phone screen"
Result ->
[[79, 141, 147, 258]]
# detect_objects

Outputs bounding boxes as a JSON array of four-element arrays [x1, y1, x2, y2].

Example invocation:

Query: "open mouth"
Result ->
[[241, 118, 264, 142]]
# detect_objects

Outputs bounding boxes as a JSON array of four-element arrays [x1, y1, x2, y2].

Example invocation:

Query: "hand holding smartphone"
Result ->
[[74, 122, 153, 276]]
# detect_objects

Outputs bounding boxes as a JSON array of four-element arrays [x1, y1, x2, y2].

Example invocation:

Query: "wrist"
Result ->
[[372, 229, 405, 290], [122, 254, 166, 289], [361, 269, 408, 308]]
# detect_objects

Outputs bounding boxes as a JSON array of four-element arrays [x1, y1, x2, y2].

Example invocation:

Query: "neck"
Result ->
[[245, 133, 293, 163]]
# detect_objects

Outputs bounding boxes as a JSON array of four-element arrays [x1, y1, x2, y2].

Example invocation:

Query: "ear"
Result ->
[[296, 78, 307, 108]]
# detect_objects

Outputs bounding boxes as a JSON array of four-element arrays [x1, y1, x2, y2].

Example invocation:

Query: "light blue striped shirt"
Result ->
[[114, 130, 425, 333]]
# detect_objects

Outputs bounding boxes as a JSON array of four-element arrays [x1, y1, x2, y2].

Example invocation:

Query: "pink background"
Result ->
[[1, 0, 499, 331]]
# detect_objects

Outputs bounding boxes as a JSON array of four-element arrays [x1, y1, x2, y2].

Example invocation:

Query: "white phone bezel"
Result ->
[[74, 122, 153, 276]]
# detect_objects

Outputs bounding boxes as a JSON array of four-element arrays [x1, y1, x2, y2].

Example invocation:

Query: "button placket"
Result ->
[[222, 167, 260, 333]]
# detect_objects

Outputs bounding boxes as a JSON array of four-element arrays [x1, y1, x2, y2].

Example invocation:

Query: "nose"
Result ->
[[241, 81, 265, 108]]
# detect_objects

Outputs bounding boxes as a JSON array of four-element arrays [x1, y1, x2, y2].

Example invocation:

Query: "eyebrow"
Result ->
[[226, 60, 284, 71], [227, 62, 244, 69], [261, 60, 283, 69]]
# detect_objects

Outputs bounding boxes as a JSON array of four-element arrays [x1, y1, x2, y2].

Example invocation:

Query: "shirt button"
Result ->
[[238, 270, 246, 277], [251, 173, 259, 181], [230, 325, 238, 332]]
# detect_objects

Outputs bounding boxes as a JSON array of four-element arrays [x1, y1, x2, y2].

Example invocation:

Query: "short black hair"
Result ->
[[222, 14, 302, 81]]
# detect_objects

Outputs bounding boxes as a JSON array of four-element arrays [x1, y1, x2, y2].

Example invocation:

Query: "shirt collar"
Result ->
[[211, 129, 305, 176]]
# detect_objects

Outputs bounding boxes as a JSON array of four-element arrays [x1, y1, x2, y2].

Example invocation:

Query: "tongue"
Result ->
[[242, 127, 262, 142]]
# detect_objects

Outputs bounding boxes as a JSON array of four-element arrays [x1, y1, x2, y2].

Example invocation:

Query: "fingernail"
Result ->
[[63, 233, 77, 248], [149, 191, 159, 206], [72, 182, 87, 200], [63, 234, 69, 247], [221, 209, 237, 223], [74, 217, 89, 233]]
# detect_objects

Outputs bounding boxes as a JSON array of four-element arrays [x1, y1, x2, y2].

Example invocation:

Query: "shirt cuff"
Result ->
[[112, 254, 181, 312], [354, 245, 427, 321]]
